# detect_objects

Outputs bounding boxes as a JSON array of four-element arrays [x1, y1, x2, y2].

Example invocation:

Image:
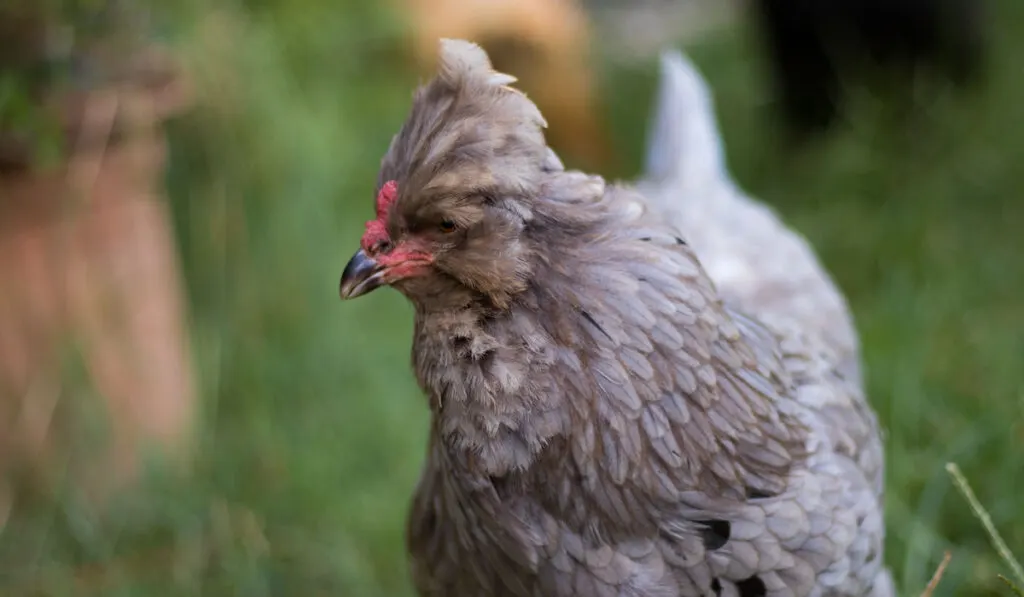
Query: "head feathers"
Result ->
[[436, 39, 529, 102], [376, 39, 550, 216]]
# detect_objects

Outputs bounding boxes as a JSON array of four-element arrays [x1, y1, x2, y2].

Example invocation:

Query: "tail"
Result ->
[[641, 49, 732, 198], [637, 47, 864, 375]]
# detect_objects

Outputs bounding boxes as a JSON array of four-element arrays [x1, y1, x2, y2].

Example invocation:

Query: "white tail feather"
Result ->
[[642, 50, 730, 196]]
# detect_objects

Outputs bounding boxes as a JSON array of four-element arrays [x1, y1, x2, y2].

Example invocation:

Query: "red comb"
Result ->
[[361, 180, 399, 253], [376, 180, 398, 220]]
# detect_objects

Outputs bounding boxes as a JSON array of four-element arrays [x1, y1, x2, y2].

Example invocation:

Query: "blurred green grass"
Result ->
[[1, 0, 1022, 595]]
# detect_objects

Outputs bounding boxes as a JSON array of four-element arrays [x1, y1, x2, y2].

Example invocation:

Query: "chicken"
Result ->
[[338, 39, 892, 597]]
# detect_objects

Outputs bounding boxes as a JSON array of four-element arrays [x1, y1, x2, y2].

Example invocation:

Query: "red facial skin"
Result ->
[[361, 180, 434, 282]]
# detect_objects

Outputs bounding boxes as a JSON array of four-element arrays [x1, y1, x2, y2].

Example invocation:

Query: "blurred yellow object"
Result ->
[[402, 0, 612, 171]]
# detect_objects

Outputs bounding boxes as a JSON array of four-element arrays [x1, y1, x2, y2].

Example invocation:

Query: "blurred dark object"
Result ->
[[750, 0, 987, 138], [401, 0, 614, 171], [0, 1, 196, 510]]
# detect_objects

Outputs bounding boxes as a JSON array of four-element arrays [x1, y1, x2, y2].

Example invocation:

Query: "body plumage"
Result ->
[[339, 39, 891, 596]]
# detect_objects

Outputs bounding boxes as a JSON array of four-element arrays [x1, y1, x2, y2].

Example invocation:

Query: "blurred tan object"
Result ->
[[402, 0, 613, 171], [588, 0, 738, 62], [0, 46, 197, 507]]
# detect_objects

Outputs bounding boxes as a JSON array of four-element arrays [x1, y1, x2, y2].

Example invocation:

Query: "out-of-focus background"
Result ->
[[0, 0, 1021, 595]]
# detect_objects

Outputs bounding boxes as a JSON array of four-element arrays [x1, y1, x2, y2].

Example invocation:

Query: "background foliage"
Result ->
[[0, 0, 1021, 595]]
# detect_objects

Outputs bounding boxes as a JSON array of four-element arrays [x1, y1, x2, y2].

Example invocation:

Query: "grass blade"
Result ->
[[946, 462, 1024, 588], [999, 575, 1024, 597], [920, 551, 952, 597]]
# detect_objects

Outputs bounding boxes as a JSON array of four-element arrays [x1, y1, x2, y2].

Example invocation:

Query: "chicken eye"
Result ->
[[439, 219, 457, 233]]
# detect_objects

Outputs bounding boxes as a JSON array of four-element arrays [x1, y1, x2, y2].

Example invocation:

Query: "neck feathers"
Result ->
[[411, 180, 808, 498]]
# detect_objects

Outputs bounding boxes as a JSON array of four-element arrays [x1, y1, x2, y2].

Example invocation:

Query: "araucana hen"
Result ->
[[339, 39, 892, 597]]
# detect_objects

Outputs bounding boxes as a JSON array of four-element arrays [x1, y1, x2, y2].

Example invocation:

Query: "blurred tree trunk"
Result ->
[[0, 5, 197, 511]]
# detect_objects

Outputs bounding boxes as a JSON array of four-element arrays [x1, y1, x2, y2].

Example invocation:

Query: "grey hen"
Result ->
[[339, 38, 892, 597]]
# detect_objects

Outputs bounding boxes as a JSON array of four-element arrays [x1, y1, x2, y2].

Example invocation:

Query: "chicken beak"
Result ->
[[339, 249, 384, 299]]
